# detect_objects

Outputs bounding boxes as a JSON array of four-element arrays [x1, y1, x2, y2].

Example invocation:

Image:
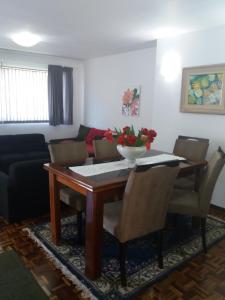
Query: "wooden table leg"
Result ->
[[49, 172, 61, 245], [85, 191, 103, 280]]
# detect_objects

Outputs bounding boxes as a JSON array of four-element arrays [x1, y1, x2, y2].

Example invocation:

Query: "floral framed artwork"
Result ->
[[122, 86, 141, 116], [180, 64, 225, 114]]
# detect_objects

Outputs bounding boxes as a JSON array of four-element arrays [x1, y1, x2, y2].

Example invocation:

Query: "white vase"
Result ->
[[117, 145, 146, 168]]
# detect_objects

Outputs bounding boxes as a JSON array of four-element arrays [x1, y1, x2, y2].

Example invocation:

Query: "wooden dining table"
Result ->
[[43, 149, 207, 280]]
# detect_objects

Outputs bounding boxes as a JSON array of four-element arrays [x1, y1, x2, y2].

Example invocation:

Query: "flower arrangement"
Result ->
[[104, 126, 157, 150]]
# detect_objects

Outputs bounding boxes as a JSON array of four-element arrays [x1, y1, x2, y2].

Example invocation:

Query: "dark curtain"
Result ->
[[63, 67, 73, 125], [48, 65, 73, 126]]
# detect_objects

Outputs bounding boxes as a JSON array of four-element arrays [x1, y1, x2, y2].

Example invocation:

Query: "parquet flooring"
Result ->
[[0, 207, 225, 300]]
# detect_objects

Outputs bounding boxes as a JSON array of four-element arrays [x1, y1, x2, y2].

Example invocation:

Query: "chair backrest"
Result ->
[[173, 135, 209, 161], [199, 147, 225, 216], [48, 141, 88, 166], [116, 165, 179, 243], [93, 139, 121, 161]]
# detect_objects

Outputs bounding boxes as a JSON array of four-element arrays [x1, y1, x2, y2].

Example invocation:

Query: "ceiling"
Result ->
[[1, 0, 225, 59]]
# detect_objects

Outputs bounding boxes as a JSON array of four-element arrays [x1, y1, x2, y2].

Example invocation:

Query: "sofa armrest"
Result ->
[[0, 171, 11, 217], [0, 171, 10, 185], [9, 159, 49, 188]]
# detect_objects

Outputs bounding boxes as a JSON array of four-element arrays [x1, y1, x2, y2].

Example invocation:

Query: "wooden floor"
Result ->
[[1, 207, 225, 300]]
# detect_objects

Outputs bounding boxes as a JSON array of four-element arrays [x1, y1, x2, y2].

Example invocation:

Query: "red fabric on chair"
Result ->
[[86, 143, 94, 156], [86, 128, 106, 145]]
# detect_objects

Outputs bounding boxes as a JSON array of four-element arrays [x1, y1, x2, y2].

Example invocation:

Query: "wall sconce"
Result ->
[[160, 50, 181, 82]]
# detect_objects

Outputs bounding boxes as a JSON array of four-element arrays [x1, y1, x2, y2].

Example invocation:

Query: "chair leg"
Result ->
[[77, 211, 83, 244], [201, 217, 207, 253], [157, 230, 163, 269], [119, 242, 127, 287]]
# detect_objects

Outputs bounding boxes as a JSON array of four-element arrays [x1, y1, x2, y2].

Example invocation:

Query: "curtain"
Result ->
[[48, 65, 73, 126], [63, 67, 73, 124]]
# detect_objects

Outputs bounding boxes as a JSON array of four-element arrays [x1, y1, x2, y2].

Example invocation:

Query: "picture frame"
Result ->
[[180, 64, 225, 114], [121, 86, 141, 117]]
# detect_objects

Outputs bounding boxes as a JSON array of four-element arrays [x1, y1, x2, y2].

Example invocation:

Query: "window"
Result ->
[[0, 66, 49, 123]]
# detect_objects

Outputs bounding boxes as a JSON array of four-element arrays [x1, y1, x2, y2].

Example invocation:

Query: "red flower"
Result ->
[[117, 134, 125, 145], [141, 128, 149, 136], [105, 126, 157, 149], [149, 129, 157, 138], [123, 126, 130, 133], [126, 135, 137, 145]]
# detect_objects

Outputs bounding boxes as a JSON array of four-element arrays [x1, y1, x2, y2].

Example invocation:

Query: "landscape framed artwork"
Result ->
[[180, 64, 225, 114], [122, 86, 141, 116]]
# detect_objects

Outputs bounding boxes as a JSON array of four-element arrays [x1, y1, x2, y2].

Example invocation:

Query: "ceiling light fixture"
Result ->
[[11, 31, 41, 47]]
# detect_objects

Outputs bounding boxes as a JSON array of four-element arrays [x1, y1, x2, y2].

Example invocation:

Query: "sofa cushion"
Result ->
[[0, 134, 46, 155], [77, 124, 91, 140], [26, 151, 50, 160], [0, 154, 28, 173], [0, 151, 50, 173], [86, 128, 106, 145]]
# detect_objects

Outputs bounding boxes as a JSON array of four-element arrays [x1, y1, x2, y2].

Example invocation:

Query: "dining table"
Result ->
[[43, 149, 207, 280]]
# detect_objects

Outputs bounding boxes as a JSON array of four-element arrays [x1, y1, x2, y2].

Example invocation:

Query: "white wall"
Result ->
[[84, 47, 156, 130], [152, 26, 225, 207], [0, 49, 84, 141]]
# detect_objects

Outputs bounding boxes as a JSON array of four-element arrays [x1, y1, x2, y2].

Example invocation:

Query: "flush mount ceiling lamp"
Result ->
[[11, 31, 42, 47]]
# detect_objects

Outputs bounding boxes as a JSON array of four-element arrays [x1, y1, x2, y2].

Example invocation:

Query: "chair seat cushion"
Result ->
[[60, 188, 86, 211], [103, 201, 122, 237], [168, 189, 201, 217], [174, 174, 195, 190]]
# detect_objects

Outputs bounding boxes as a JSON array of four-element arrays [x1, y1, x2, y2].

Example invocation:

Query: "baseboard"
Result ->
[[210, 204, 225, 213]]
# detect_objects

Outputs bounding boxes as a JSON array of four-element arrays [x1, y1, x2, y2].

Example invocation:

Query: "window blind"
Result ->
[[0, 66, 49, 123]]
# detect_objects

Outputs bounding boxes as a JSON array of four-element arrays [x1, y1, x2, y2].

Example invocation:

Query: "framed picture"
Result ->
[[180, 64, 225, 114], [122, 86, 141, 117]]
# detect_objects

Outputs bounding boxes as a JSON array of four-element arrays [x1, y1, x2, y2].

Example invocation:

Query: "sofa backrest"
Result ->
[[0, 134, 47, 155]]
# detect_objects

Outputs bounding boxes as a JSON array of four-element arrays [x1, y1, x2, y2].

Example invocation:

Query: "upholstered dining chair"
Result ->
[[173, 135, 209, 161], [103, 164, 179, 286], [173, 135, 209, 190], [168, 147, 225, 253], [93, 139, 121, 162], [48, 142, 88, 243]]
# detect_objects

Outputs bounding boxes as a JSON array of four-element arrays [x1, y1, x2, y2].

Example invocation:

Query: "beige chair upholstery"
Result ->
[[59, 188, 85, 212], [48, 141, 88, 166], [173, 136, 209, 162], [173, 136, 209, 190], [103, 164, 179, 286], [48, 142, 88, 243], [93, 139, 121, 162], [93, 139, 122, 203], [168, 147, 225, 252]]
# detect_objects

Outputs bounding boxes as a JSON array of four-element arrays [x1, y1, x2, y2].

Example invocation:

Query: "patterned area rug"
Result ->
[[25, 215, 225, 300]]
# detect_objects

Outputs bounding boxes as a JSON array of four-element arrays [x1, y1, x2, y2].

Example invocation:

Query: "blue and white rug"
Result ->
[[25, 215, 225, 300]]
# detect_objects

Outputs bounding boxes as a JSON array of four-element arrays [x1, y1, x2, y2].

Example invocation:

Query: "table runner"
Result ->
[[69, 154, 185, 177]]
